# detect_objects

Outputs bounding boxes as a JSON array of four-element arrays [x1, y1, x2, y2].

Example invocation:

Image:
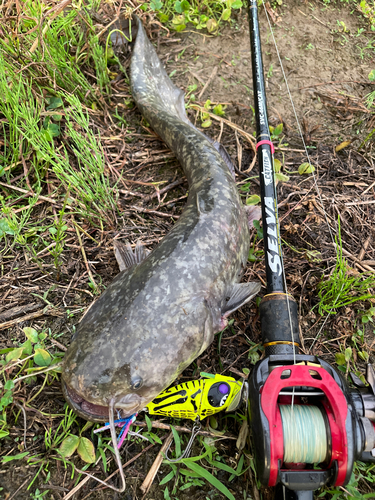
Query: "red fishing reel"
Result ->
[[248, 295, 375, 496]]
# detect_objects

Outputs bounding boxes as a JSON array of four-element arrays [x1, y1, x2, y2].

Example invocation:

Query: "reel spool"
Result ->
[[279, 404, 329, 465]]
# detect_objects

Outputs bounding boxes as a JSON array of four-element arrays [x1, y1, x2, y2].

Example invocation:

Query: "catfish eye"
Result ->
[[131, 377, 143, 390]]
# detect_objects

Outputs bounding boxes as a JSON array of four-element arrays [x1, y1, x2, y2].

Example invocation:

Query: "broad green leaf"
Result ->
[[275, 172, 289, 183], [201, 119, 212, 128], [47, 123, 60, 138], [298, 162, 315, 175], [59, 434, 80, 458], [38, 332, 48, 341], [4, 380, 14, 391], [246, 194, 260, 205], [34, 348, 52, 367], [369, 69, 375, 82], [231, 0, 243, 8], [0, 219, 15, 237], [213, 104, 225, 116], [23, 327, 39, 343], [335, 353, 346, 366], [174, 1, 183, 13], [222, 8, 231, 20], [181, 0, 190, 10], [0, 430, 9, 439], [345, 347, 352, 363], [273, 123, 283, 136], [2, 451, 29, 463], [209, 416, 218, 429], [22, 340, 33, 355], [174, 23, 186, 31], [46, 96, 63, 110], [159, 13, 169, 22], [150, 0, 163, 9], [182, 461, 236, 500], [273, 158, 282, 173], [253, 219, 263, 238], [77, 437, 96, 463], [206, 19, 218, 32], [5, 347, 24, 363]]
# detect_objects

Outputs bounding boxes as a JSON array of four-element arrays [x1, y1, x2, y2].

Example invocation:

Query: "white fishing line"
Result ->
[[260, 1, 340, 360], [280, 404, 328, 463]]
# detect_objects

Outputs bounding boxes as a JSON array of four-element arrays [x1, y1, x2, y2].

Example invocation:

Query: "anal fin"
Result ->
[[114, 240, 150, 272], [222, 282, 261, 317]]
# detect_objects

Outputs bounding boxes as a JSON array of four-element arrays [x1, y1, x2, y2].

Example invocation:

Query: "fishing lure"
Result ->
[[94, 374, 246, 452]]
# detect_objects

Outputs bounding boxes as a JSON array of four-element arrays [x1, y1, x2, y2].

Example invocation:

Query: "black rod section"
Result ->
[[248, 0, 284, 294]]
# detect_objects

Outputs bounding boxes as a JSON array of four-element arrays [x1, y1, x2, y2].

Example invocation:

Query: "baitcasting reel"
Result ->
[[248, 294, 375, 495]]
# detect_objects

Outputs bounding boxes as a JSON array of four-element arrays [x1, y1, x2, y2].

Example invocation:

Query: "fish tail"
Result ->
[[130, 17, 191, 128]]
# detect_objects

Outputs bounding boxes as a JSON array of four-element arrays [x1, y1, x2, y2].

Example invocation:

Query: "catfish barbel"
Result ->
[[62, 17, 260, 422]]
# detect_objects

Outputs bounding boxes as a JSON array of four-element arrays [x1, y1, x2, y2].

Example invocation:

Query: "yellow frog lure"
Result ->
[[147, 373, 245, 421], [94, 374, 246, 455]]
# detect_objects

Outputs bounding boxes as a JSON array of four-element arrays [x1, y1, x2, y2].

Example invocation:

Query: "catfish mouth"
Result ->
[[61, 380, 140, 423]]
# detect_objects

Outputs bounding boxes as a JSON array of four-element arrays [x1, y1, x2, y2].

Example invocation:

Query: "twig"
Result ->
[[142, 178, 186, 203], [345, 199, 375, 206], [73, 216, 97, 290], [331, 242, 375, 273], [8, 478, 29, 500], [0, 303, 40, 322], [71, 220, 100, 245], [133, 420, 235, 439], [362, 180, 375, 195], [14, 403, 27, 450], [358, 236, 371, 262], [0, 307, 50, 331], [0, 181, 59, 205], [65, 442, 156, 499], [140, 432, 173, 495], [198, 66, 218, 99], [130, 206, 180, 219], [190, 105, 256, 152]]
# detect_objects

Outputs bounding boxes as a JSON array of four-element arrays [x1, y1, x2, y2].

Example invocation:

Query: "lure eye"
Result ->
[[131, 377, 143, 390]]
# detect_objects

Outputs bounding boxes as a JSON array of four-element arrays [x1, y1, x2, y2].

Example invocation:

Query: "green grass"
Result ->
[[0, 0, 117, 258], [317, 219, 375, 315]]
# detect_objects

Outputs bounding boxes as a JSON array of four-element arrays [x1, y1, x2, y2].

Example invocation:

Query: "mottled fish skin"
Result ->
[[61, 18, 260, 422]]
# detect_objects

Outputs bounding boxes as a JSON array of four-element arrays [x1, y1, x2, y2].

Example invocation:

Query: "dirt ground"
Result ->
[[1, 0, 375, 499]]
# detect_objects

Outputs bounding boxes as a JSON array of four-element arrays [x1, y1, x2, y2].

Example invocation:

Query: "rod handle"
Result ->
[[260, 293, 300, 356]]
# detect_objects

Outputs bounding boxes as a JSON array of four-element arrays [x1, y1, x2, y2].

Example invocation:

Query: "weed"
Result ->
[[147, 0, 244, 33], [317, 219, 375, 315], [161, 433, 245, 499]]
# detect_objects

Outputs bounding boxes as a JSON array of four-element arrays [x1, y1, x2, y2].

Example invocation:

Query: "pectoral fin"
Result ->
[[114, 240, 150, 272], [245, 205, 262, 229], [222, 282, 261, 317]]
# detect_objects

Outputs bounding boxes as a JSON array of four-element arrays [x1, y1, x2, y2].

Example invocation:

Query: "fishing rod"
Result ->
[[247, 1, 375, 498]]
